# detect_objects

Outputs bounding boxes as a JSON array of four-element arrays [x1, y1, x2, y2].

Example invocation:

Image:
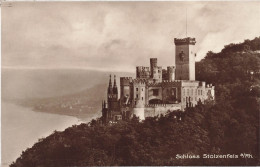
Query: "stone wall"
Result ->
[[144, 103, 182, 118]]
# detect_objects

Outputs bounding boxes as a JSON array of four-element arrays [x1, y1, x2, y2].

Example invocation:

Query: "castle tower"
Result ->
[[174, 37, 196, 80], [150, 58, 162, 82], [150, 58, 157, 78]]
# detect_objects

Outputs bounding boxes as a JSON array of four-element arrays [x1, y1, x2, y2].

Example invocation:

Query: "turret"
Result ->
[[150, 58, 162, 82], [107, 75, 119, 112]]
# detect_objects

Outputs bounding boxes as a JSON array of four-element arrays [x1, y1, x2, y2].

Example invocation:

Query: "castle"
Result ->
[[101, 37, 215, 124]]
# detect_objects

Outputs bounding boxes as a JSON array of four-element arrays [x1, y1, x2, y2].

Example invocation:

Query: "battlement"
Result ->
[[120, 77, 133, 85], [147, 82, 162, 87], [136, 66, 150, 71], [162, 80, 182, 87], [162, 80, 181, 82], [174, 37, 196, 45], [206, 84, 214, 89], [145, 103, 180, 107], [162, 80, 181, 83], [132, 78, 147, 85]]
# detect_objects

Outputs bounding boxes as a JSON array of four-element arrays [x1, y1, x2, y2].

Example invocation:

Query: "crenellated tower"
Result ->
[[174, 37, 196, 80], [150, 58, 162, 82]]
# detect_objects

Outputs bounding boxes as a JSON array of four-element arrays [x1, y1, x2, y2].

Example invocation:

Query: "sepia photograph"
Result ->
[[1, 1, 260, 166]]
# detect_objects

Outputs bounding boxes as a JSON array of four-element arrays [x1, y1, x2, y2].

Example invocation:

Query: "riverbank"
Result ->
[[1, 102, 85, 167]]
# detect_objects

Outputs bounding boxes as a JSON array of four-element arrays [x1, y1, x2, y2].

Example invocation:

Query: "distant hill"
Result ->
[[2, 68, 134, 100], [2, 68, 134, 120]]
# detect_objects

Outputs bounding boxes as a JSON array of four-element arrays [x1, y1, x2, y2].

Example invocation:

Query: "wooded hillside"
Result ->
[[10, 37, 260, 166]]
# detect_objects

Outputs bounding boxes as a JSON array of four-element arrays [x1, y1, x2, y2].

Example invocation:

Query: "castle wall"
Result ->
[[144, 104, 182, 118], [133, 107, 145, 120], [179, 81, 215, 109], [161, 81, 182, 103], [162, 87, 179, 103], [147, 85, 163, 103]]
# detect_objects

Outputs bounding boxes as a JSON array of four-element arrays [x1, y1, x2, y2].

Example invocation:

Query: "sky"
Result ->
[[2, 1, 260, 72]]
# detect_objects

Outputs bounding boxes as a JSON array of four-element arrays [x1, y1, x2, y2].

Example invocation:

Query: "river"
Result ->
[[1, 102, 84, 167]]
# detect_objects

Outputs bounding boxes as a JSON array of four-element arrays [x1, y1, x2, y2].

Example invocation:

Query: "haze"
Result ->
[[2, 1, 260, 72]]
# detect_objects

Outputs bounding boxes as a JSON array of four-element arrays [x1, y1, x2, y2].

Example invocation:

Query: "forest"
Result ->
[[10, 37, 260, 166]]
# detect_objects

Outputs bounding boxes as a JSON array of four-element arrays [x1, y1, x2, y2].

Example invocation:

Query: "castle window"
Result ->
[[153, 89, 159, 96], [191, 89, 193, 95], [142, 97, 143, 100], [195, 89, 197, 95], [187, 89, 189, 96], [183, 89, 185, 96], [136, 88, 138, 91], [136, 94, 138, 98], [198, 90, 200, 95], [142, 88, 143, 91]]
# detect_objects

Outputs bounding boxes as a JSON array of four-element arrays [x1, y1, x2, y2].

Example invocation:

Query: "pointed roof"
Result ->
[[108, 75, 113, 94], [113, 75, 118, 94]]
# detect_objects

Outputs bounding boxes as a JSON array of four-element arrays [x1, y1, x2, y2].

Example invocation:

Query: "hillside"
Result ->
[[10, 37, 260, 166], [17, 84, 107, 121], [2, 69, 134, 120]]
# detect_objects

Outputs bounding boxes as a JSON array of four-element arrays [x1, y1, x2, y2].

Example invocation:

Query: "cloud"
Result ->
[[2, 1, 260, 72]]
